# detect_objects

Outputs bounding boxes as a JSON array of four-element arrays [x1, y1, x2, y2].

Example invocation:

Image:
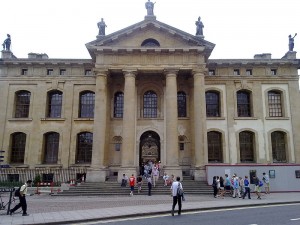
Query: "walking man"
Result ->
[[10, 180, 32, 216], [171, 176, 183, 216]]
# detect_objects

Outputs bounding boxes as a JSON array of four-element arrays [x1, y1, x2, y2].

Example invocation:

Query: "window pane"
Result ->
[[76, 132, 93, 163], [114, 92, 124, 118], [268, 91, 282, 117], [143, 91, 157, 118], [11, 132, 26, 163], [271, 131, 286, 162], [206, 91, 220, 117], [237, 91, 251, 117], [44, 132, 59, 164], [177, 92, 187, 117], [239, 131, 254, 162], [48, 91, 62, 118], [79, 92, 95, 118], [207, 131, 223, 162], [15, 91, 31, 118]]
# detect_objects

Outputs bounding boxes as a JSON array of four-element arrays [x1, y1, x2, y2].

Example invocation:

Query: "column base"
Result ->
[[163, 166, 182, 181], [193, 166, 206, 181], [118, 167, 138, 183], [86, 168, 109, 182]]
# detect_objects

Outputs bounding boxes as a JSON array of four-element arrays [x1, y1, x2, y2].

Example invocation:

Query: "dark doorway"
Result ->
[[139, 131, 160, 166]]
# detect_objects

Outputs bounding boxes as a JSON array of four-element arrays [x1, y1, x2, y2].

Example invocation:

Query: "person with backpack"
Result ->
[[242, 176, 251, 199], [10, 180, 32, 216], [171, 176, 183, 216]]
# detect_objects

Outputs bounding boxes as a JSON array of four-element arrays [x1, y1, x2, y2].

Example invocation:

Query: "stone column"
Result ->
[[118, 70, 137, 181], [164, 69, 182, 178], [86, 69, 108, 182], [192, 69, 207, 181]]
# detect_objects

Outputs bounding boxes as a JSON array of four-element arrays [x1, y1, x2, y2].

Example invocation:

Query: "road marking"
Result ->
[[291, 218, 300, 221]]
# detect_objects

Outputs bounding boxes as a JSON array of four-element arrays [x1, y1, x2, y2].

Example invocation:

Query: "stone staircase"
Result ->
[[54, 176, 212, 196]]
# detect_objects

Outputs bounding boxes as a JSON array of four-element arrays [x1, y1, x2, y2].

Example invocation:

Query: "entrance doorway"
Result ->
[[139, 131, 160, 165]]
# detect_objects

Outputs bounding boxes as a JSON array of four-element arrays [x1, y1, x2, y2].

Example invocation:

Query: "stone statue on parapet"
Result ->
[[288, 33, 297, 51], [2, 34, 11, 51], [195, 17, 204, 36], [145, 0, 155, 16], [97, 18, 107, 36]]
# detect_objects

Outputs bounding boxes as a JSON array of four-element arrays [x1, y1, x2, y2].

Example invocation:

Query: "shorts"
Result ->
[[130, 186, 134, 191], [254, 185, 261, 192]]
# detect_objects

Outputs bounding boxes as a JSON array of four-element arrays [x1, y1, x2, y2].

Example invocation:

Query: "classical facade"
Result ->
[[1, 9, 300, 185]]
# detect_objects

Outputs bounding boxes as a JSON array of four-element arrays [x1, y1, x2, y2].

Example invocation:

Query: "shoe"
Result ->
[[178, 211, 181, 215], [9, 210, 13, 216], [22, 213, 29, 216], [171, 210, 174, 216], [249, 198, 251, 199]]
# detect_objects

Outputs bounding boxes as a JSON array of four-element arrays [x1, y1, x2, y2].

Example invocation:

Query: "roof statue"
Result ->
[[288, 33, 297, 51], [145, 0, 156, 16], [2, 34, 11, 51], [97, 18, 107, 36], [195, 17, 204, 37]]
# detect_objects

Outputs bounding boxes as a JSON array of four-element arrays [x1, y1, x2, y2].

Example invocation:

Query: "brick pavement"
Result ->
[[1, 193, 300, 225]]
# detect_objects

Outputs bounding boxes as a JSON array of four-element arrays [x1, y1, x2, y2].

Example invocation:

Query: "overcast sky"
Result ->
[[1, 0, 299, 59]]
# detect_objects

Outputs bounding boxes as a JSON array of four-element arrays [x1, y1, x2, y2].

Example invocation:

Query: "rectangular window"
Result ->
[[234, 69, 240, 75], [208, 69, 215, 75], [115, 143, 121, 151], [85, 69, 92, 75], [246, 69, 252, 76], [60, 69, 66, 75], [271, 69, 277, 75], [7, 174, 20, 182], [47, 69, 54, 75], [42, 173, 54, 183], [179, 143, 184, 151], [21, 69, 28, 75]]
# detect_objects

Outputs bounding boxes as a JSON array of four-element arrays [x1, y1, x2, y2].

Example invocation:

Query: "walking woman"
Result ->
[[212, 176, 218, 198]]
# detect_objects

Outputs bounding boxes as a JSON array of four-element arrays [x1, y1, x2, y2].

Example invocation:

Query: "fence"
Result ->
[[0, 167, 87, 184]]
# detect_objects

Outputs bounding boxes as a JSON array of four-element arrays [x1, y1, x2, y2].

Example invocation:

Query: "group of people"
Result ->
[[212, 172, 270, 200]]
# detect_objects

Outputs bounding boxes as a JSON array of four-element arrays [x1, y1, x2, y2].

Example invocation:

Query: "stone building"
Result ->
[[1, 7, 300, 188]]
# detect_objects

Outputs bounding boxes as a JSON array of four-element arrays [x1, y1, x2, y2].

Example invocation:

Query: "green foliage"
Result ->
[[0, 181, 22, 188], [33, 174, 41, 186]]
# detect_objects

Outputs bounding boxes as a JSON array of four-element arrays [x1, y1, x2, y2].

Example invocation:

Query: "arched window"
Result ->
[[271, 131, 287, 162], [10, 132, 26, 163], [206, 91, 220, 117], [207, 131, 223, 162], [47, 90, 63, 118], [76, 132, 93, 164], [79, 91, 95, 118], [268, 91, 282, 117], [141, 38, 160, 47], [177, 91, 187, 117], [237, 90, 251, 117], [143, 90, 157, 118], [239, 131, 255, 162], [114, 92, 124, 118], [15, 91, 31, 118], [43, 132, 59, 164]]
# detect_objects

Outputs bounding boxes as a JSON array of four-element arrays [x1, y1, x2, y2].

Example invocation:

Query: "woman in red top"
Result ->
[[129, 174, 136, 196]]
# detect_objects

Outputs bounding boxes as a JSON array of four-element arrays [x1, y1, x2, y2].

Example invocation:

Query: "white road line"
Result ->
[[291, 218, 300, 221]]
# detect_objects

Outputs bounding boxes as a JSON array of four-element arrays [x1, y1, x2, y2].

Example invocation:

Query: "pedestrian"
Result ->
[[152, 166, 159, 187], [232, 175, 241, 198], [253, 175, 261, 199], [147, 175, 152, 196], [224, 174, 231, 196], [212, 176, 218, 198], [242, 176, 251, 199], [129, 174, 135, 196], [137, 176, 143, 193], [216, 176, 220, 196], [262, 172, 270, 194], [171, 176, 183, 216], [219, 176, 225, 198], [163, 172, 170, 186], [121, 174, 128, 187], [239, 176, 244, 196], [10, 179, 32, 216]]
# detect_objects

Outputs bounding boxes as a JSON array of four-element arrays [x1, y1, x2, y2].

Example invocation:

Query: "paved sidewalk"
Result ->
[[1, 192, 300, 225]]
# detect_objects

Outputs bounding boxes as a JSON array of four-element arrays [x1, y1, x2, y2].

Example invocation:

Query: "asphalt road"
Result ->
[[72, 203, 300, 225]]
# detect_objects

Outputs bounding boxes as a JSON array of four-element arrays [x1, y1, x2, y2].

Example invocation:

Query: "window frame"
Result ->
[[207, 131, 223, 162], [143, 90, 158, 118], [113, 92, 124, 118], [43, 132, 59, 164], [79, 91, 95, 118], [47, 90, 63, 118], [10, 132, 26, 164], [76, 132, 93, 164], [15, 90, 31, 118], [177, 91, 187, 118], [206, 91, 221, 117], [237, 90, 252, 117]]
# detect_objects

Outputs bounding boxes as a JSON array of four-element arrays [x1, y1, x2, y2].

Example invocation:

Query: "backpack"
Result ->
[[14, 187, 21, 197], [259, 180, 264, 187], [177, 183, 184, 196]]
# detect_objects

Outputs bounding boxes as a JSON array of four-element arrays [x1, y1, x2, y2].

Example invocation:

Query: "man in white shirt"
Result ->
[[170, 176, 183, 216], [262, 172, 270, 194], [10, 179, 32, 216]]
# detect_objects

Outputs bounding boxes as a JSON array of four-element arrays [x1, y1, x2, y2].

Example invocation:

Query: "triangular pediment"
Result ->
[[86, 17, 215, 60]]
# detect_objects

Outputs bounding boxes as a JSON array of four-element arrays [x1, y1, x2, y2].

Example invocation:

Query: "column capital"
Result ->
[[122, 69, 137, 78], [164, 69, 179, 77], [192, 67, 207, 76], [94, 69, 109, 77]]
